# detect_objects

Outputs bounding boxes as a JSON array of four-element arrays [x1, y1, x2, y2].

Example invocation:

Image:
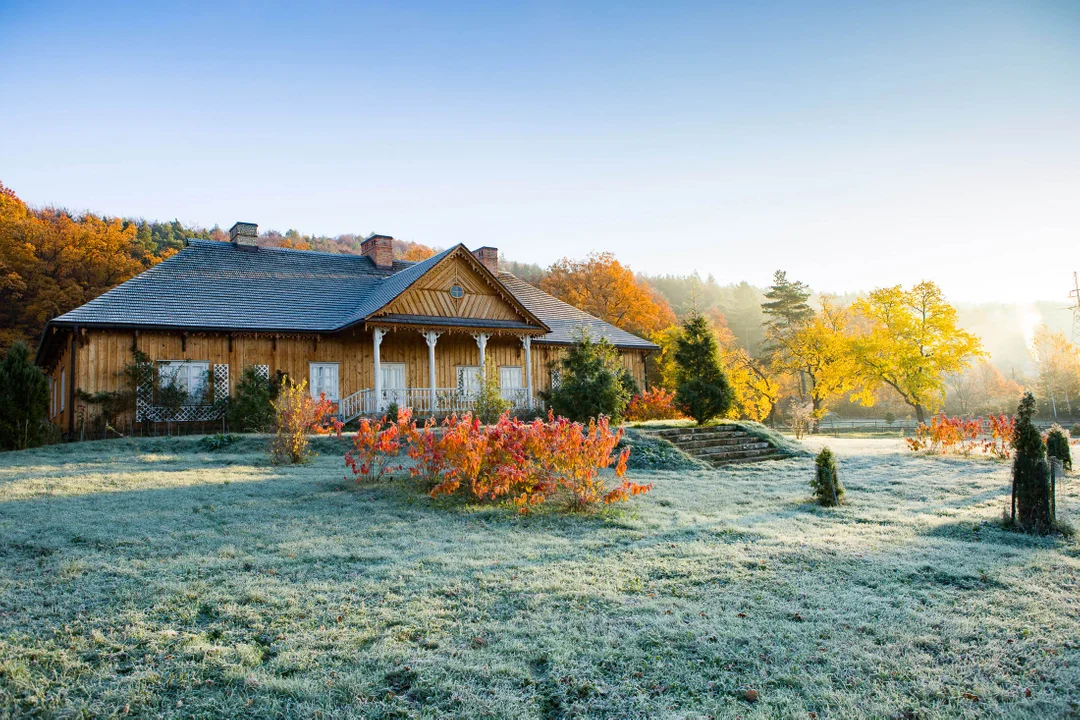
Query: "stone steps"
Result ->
[[641, 424, 786, 466]]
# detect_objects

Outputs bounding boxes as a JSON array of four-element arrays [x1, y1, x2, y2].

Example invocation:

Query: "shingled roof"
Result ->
[[44, 239, 657, 352]]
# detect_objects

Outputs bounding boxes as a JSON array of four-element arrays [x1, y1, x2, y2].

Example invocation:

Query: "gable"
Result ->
[[374, 250, 538, 325]]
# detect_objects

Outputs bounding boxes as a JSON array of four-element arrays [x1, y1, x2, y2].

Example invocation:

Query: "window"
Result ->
[[449, 284, 465, 299], [158, 361, 211, 403], [456, 365, 481, 395], [309, 363, 340, 401], [499, 366, 523, 390], [59, 367, 65, 412], [49, 377, 55, 417], [499, 366, 523, 402]]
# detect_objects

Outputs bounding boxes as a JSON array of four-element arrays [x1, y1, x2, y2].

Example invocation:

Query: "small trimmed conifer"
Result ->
[[1011, 392, 1052, 532], [811, 446, 844, 507], [0, 342, 49, 450], [1046, 424, 1071, 472]]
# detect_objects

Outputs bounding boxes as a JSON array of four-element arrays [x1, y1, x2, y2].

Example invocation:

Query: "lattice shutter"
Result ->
[[214, 364, 230, 403], [254, 364, 270, 381], [136, 368, 155, 422], [550, 368, 562, 391]]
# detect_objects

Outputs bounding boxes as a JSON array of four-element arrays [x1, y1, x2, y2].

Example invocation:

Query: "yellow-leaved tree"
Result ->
[[777, 297, 863, 419], [851, 281, 983, 423]]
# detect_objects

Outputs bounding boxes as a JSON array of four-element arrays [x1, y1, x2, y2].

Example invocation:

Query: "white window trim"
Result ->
[[59, 368, 65, 413], [309, 362, 341, 401]]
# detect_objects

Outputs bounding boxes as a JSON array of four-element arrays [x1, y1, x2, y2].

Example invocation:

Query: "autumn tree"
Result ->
[[0, 182, 167, 351], [540, 252, 676, 338], [1030, 326, 1080, 419], [851, 281, 983, 423]]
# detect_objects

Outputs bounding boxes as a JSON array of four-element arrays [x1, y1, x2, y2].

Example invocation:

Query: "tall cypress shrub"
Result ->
[[673, 314, 733, 425], [0, 342, 50, 451], [1012, 392, 1052, 532]]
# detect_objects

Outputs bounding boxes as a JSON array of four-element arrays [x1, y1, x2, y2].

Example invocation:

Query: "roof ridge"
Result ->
[[186, 238, 421, 266]]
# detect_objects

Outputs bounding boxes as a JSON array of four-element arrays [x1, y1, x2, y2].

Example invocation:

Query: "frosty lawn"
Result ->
[[0, 436, 1077, 718]]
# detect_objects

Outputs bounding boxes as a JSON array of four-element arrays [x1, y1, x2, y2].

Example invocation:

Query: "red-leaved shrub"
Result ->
[[906, 413, 1014, 459], [345, 410, 649, 513], [625, 388, 683, 422]]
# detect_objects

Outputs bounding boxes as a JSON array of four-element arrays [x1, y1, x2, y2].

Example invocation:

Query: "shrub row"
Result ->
[[345, 410, 651, 513]]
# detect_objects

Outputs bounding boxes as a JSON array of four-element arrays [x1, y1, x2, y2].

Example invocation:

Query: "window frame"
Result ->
[[309, 362, 341, 402], [157, 360, 212, 405]]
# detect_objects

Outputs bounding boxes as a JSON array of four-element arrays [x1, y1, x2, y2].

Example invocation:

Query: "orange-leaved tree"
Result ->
[[540, 252, 676, 338]]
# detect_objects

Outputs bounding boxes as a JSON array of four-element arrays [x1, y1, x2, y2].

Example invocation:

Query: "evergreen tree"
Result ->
[[1012, 392, 1053, 532], [811, 446, 844, 506], [762, 270, 813, 330], [761, 270, 813, 356], [546, 334, 631, 422], [673, 313, 733, 425], [228, 366, 277, 432], [0, 342, 50, 450], [1046, 423, 1071, 471]]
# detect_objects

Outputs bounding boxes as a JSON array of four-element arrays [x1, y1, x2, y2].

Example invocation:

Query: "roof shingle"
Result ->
[[49, 239, 657, 350]]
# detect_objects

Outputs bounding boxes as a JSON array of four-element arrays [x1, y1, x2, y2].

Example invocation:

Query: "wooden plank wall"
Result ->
[[55, 328, 648, 426]]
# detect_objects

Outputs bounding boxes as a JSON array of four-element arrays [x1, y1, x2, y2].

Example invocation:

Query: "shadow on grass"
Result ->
[[920, 519, 1073, 549]]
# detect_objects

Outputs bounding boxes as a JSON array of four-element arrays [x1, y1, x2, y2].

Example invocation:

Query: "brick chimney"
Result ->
[[230, 222, 258, 247], [472, 246, 498, 275], [362, 233, 394, 269]]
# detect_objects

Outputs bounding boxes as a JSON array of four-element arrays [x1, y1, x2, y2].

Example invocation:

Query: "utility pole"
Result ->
[[1070, 272, 1080, 343]]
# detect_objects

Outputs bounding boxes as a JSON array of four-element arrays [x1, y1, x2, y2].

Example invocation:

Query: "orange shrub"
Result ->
[[344, 410, 650, 513], [345, 409, 408, 481], [906, 413, 1014, 459], [269, 381, 343, 464], [625, 388, 683, 422]]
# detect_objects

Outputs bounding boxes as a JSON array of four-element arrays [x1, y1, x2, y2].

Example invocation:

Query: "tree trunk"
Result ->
[[915, 404, 926, 424]]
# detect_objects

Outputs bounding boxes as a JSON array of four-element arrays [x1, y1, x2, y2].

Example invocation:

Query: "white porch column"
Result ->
[[521, 335, 533, 409], [473, 333, 490, 376], [372, 328, 387, 413], [422, 330, 441, 412]]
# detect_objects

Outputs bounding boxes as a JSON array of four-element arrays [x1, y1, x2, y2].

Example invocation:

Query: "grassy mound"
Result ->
[[617, 428, 705, 471]]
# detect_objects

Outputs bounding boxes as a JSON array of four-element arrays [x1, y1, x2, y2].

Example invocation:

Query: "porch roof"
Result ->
[[366, 314, 544, 333]]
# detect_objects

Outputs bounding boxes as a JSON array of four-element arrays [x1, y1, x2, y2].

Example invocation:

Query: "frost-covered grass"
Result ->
[[0, 436, 1078, 718]]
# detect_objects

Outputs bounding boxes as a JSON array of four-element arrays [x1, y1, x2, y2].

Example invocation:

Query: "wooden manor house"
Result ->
[[36, 223, 656, 434]]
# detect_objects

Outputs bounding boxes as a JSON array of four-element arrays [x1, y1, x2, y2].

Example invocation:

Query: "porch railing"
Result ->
[[337, 387, 534, 423]]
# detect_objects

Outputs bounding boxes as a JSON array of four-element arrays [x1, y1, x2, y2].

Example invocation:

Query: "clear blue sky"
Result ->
[[2, 1, 1078, 303]]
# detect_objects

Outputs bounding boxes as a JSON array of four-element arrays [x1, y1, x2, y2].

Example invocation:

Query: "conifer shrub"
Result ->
[[1046, 424, 1071, 471], [545, 334, 631, 422], [227, 365, 281, 432], [0, 342, 50, 450], [673, 313, 733, 425], [811, 446, 844, 507], [1011, 392, 1053, 533]]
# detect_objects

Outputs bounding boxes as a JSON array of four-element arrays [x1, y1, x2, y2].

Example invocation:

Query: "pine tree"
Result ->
[[1012, 392, 1052, 532], [673, 314, 733, 425], [0, 342, 50, 450], [761, 270, 813, 335]]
